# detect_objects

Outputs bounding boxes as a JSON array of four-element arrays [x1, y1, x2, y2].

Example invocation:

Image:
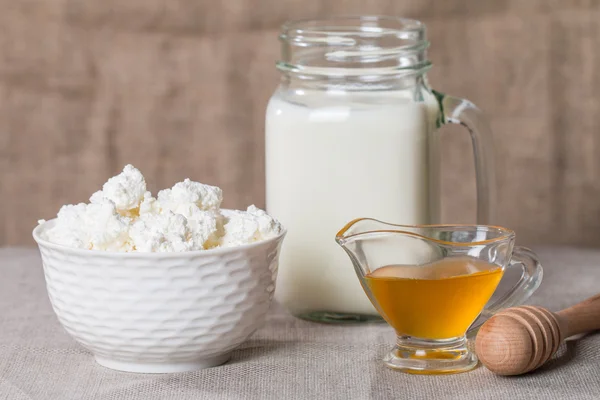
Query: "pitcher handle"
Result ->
[[467, 246, 544, 336], [434, 91, 496, 224]]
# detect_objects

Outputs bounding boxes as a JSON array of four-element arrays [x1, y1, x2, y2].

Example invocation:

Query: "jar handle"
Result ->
[[433, 91, 496, 224]]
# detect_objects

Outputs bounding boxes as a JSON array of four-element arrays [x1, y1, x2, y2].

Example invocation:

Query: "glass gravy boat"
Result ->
[[336, 218, 543, 374]]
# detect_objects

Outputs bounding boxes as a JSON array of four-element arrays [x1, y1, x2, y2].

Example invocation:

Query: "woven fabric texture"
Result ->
[[0, 247, 599, 400]]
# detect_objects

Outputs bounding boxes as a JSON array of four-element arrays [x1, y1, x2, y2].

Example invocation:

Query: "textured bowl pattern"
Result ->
[[34, 221, 283, 373]]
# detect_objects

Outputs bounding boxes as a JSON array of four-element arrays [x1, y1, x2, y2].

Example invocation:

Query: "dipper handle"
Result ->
[[557, 293, 600, 338]]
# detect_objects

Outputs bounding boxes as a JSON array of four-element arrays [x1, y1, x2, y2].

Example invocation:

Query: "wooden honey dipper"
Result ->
[[475, 293, 600, 375]]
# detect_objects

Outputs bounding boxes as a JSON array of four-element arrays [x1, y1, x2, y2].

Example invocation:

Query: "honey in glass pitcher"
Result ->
[[364, 257, 503, 339]]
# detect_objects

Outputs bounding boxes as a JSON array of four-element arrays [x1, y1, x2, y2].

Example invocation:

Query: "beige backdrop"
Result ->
[[1, 0, 599, 246]]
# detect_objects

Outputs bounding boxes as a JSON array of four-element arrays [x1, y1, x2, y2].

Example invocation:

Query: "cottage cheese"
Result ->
[[221, 206, 284, 247], [90, 164, 146, 214], [139, 191, 162, 216], [42, 201, 133, 252], [129, 211, 194, 252], [38, 165, 283, 252], [158, 178, 223, 213]]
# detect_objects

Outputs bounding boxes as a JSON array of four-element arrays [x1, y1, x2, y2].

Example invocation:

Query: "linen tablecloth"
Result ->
[[1, 247, 598, 400]]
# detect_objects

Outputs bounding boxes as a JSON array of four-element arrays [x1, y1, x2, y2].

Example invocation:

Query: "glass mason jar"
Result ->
[[265, 16, 495, 323]]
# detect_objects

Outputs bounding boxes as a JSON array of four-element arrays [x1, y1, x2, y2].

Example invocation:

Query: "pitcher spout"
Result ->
[[335, 218, 444, 276], [335, 218, 401, 246]]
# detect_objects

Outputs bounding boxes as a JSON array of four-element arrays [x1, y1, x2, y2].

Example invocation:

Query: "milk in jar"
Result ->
[[266, 89, 441, 319]]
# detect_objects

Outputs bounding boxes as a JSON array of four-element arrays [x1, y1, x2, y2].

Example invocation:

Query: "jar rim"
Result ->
[[280, 15, 426, 39], [277, 15, 430, 78]]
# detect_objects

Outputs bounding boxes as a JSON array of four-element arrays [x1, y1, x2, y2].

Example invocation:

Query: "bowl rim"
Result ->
[[33, 218, 286, 258]]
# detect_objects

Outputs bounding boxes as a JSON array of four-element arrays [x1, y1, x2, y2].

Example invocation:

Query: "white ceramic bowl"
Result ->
[[33, 219, 285, 373]]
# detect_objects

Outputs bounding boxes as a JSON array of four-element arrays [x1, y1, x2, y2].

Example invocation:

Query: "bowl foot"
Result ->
[[94, 353, 231, 373]]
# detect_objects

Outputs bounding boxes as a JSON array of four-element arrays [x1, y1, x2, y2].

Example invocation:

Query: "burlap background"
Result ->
[[1, 1, 600, 246]]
